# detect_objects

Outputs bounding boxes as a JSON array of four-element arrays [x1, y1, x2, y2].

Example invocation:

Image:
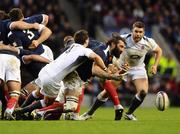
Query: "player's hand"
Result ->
[[107, 64, 119, 74], [150, 65, 157, 75], [119, 63, 129, 74], [28, 40, 39, 49], [110, 73, 123, 81]]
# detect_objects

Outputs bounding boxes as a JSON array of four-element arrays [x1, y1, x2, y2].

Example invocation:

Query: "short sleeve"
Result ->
[[24, 14, 43, 24], [82, 47, 94, 57], [148, 38, 158, 50]]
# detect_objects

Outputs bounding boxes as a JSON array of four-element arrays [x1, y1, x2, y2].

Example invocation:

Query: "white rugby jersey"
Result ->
[[40, 43, 93, 82], [119, 33, 158, 67], [41, 45, 54, 61]]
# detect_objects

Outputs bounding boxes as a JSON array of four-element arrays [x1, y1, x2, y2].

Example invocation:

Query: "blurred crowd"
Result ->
[[0, 0, 74, 58], [69, 0, 180, 106], [69, 0, 180, 60]]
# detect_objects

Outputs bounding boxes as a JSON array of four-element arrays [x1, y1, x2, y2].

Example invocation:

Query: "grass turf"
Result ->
[[0, 107, 180, 134]]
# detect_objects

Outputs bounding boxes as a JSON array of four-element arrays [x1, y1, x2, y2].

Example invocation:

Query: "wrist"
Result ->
[[103, 67, 108, 71]]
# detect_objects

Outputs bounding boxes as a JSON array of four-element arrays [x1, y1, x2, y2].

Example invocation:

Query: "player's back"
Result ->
[[0, 19, 11, 44], [10, 28, 40, 49], [41, 43, 92, 81], [0, 20, 19, 56], [9, 14, 45, 49], [76, 39, 109, 82]]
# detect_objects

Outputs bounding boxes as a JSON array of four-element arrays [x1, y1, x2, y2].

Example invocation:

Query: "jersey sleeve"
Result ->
[[7, 31, 22, 47], [42, 45, 54, 61], [148, 37, 158, 50], [82, 47, 94, 58], [6, 21, 12, 30], [120, 33, 129, 38], [25, 14, 44, 24]]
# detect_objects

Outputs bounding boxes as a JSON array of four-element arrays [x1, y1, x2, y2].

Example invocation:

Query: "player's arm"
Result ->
[[9, 21, 39, 30], [151, 45, 162, 74], [22, 54, 51, 64], [41, 14, 49, 25], [0, 43, 19, 53], [36, 25, 52, 44], [29, 24, 52, 49], [92, 63, 123, 80], [88, 52, 107, 71]]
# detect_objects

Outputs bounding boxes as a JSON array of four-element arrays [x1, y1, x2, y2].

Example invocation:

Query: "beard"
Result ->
[[111, 47, 122, 58]]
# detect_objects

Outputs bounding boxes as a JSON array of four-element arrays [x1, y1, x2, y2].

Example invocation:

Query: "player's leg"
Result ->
[[63, 71, 83, 120], [21, 85, 41, 108], [81, 80, 124, 120], [72, 88, 84, 119], [5, 80, 21, 119], [16, 96, 54, 115], [103, 80, 124, 120], [0, 80, 6, 119], [125, 78, 148, 120], [80, 90, 108, 120]]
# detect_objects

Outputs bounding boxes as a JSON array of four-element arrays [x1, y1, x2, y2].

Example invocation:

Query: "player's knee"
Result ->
[[9, 90, 20, 97], [64, 96, 78, 112], [44, 98, 54, 106], [139, 90, 147, 100], [97, 93, 108, 102]]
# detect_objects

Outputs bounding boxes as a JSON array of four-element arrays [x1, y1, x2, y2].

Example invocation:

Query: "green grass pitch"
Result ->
[[0, 107, 180, 134]]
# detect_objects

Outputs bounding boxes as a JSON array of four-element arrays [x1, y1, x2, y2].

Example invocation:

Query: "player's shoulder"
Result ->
[[120, 33, 132, 39], [142, 36, 155, 43], [24, 14, 43, 23]]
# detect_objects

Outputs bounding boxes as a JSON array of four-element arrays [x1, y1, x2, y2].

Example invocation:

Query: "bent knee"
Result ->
[[139, 90, 147, 100]]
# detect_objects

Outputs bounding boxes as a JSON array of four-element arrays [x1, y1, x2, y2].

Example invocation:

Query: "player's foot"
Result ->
[[115, 108, 124, 120], [43, 108, 62, 120], [80, 112, 93, 120], [31, 110, 44, 120], [62, 112, 81, 120], [124, 113, 137, 121], [4, 108, 15, 120]]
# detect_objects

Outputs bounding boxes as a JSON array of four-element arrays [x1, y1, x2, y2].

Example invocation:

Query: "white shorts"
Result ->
[[55, 71, 83, 103], [123, 66, 148, 81], [0, 54, 21, 82], [35, 69, 65, 98]]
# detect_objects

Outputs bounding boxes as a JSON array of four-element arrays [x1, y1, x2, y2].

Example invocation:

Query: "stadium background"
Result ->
[[1, 0, 179, 107]]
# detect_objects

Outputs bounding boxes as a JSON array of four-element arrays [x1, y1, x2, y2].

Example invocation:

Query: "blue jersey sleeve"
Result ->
[[8, 32, 22, 47], [19, 48, 32, 56], [24, 14, 43, 24]]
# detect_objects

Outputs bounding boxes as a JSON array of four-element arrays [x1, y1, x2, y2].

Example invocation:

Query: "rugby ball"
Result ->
[[155, 91, 169, 111]]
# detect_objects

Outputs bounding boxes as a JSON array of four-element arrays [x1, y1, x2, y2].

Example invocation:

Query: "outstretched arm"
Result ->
[[0, 44, 19, 53], [22, 54, 51, 64], [92, 63, 123, 81], [88, 52, 107, 71], [10, 21, 39, 30]]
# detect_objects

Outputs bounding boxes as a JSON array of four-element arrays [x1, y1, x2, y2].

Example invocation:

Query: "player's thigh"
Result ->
[[6, 56, 21, 83], [133, 78, 149, 93], [64, 71, 83, 97]]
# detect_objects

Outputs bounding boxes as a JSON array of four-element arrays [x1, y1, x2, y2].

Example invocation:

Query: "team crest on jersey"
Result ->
[[141, 45, 145, 50]]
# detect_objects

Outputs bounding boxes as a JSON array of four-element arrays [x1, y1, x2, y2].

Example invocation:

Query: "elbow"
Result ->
[[46, 27, 52, 36], [49, 29, 52, 36], [158, 48, 163, 56], [43, 15, 49, 25]]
